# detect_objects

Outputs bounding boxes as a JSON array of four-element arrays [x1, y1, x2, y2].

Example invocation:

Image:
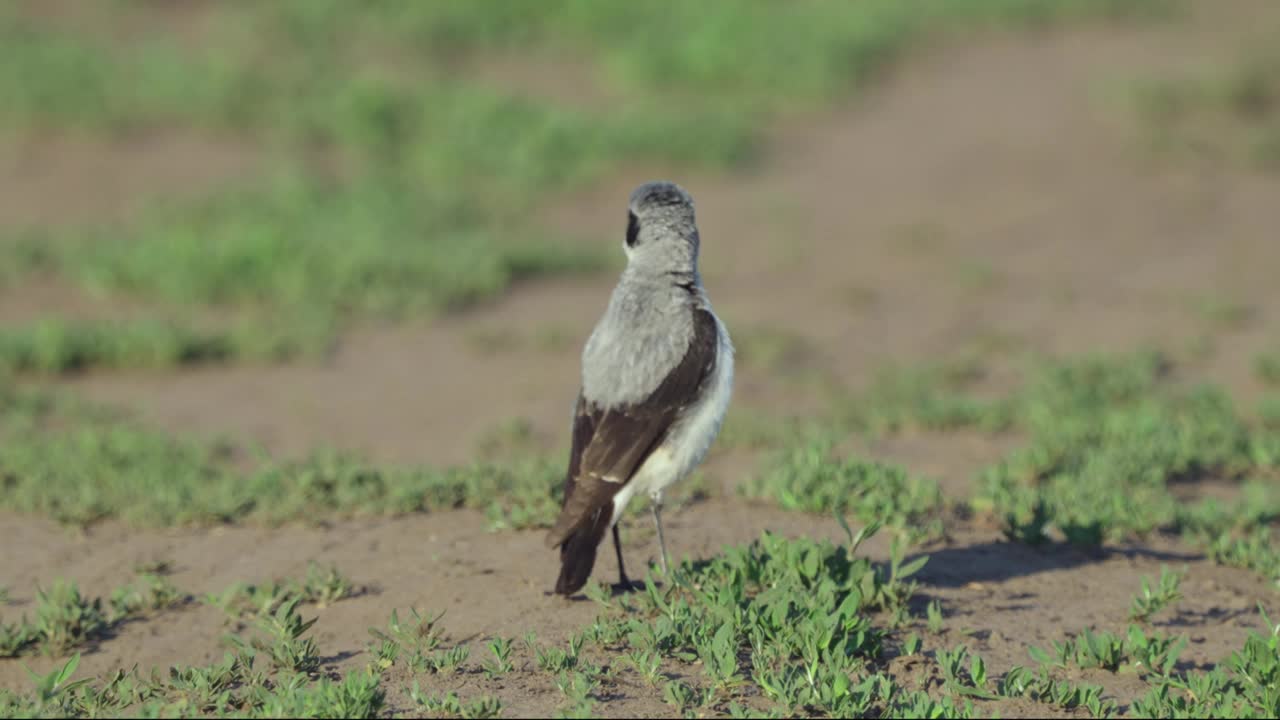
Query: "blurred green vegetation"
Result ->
[[742, 435, 945, 544], [0, 381, 566, 528], [728, 348, 1280, 584], [1132, 38, 1280, 171], [0, 315, 332, 374], [0, 0, 1168, 373]]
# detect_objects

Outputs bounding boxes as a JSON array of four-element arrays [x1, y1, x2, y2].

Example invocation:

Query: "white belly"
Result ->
[[610, 317, 734, 524]]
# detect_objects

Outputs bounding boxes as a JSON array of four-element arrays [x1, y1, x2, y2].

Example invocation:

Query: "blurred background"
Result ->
[[1, 0, 1276, 467]]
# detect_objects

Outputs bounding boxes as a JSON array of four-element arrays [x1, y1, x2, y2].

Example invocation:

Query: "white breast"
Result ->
[[610, 315, 734, 524]]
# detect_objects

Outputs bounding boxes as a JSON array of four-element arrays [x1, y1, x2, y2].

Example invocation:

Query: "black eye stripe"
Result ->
[[625, 211, 639, 247]]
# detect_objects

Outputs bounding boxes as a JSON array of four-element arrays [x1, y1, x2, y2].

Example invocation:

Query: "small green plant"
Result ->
[[742, 438, 944, 544], [32, 582, 109, 656], [367, 607, 445, 673], [228, 597, 320, 674], [926, 599, 945, 634], [999, 665, 1113, 714], [1129, 565, 1184, 622], [111, 573, 188, 617], [428, 644, 471, 674], [482, 636, 515, 678], [583, 580, 612, 608], [663, 680, 698, 716], [0, 620, 37, 658], [301, 562, 357, 607], [367, 637, 399, 674], [902, 633, 922, 656], [624, 648, 663, 686], [407, 683, 503, 719], [554, 671, 599, 719], [1068, 628, 1126, 671], [936, 645, 997, 700], [20, 653, 93, 716], [536, 643, 576, 674], [207, 565, 360, 620], [1125, 624, 1188, 676], [1258, 351, 1280, 386]]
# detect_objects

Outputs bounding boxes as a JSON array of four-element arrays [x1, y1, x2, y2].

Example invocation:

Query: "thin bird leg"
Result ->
[[652, 499, 670, 576], [612, 525, 631, 588]]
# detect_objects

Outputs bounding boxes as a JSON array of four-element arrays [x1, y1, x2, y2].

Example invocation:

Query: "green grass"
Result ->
[[781, 349, 1276, 558], [1, 646, 387, 719], [729, 346, 1280, 593], [1131, 36, 1280, 171], [835, 357, 1016, 435], [0, 0, 1171, 373], [545, 521, 945, 717], [0, 316, 332, 375], [1, 573, 187, 659], [742, 434, 945, 544], [974, 351, 1276, 554], [1129, 566, 1185, 623], [5, 519, 1280, 718], [0, 525, 927, 717], [1257, 350, 1280, 387], [204, 564, 359, 621], [0, 385, 566, 528]]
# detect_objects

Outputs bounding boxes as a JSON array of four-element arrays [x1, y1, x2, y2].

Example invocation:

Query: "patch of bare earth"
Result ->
[[13, 0, 224, 45], [5, 4, 1280, 716], [0, 129, 258, 331], [0, 131, 256, 231]]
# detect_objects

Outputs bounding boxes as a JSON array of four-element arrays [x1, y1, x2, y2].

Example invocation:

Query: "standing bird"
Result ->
[[546, 181, 734, 596]]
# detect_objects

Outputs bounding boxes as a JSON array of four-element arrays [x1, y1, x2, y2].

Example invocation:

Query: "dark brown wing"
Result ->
[[545, 308, 719, 550]]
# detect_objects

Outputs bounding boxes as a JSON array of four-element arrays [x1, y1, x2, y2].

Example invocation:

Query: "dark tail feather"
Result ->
[[554, 509, 611, 596]]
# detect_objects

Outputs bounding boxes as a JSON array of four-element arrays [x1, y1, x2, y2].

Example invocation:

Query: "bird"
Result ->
[[545, 180, 734, 597]]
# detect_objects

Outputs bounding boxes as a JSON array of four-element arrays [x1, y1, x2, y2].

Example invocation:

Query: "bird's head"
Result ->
[[623, 181, 699, 273]]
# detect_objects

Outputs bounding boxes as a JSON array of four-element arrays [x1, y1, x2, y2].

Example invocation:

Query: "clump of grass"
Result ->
[[1259, 395, 1280, 431], [366, 607, 451, 675], [0, 387, 565, 528], [1257, 351, 1280, 387], [0, 315, 333, 375], [255, 669, 386, 719], [741, 435, 944, 543], [3, 645, 385, 718], [481, 637, 515, 679], [998, 664, 1113, 714], [935, 644, 997, 700], [976, 351, 1258, 546], [227, 598, 320, 674], [1193, 295, 1254, 330], [1023, 621, 1187, 687], [204, 563, 360, 621], [1131, 41, 1280, 172], [926, 599, 945, 634], [1, 571, 191, 658], [406, 684, 502, 719], [29, 583, 110, 657], [1129, 565, 1185, 623], [569, 520, 936, 716], [1130, 605, 1280, 717], [837, 359, 1015, 435], [732, 324, 815, 375]]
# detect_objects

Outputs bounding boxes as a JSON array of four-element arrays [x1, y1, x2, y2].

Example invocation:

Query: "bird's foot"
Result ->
[[611, 574, 641, 595]]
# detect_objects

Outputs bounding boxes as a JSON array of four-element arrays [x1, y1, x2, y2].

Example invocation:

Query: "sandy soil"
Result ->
[[3, 4, 1280, 716]]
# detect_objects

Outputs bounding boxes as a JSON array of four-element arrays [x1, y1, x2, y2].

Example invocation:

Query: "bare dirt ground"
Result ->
[[4, 4, 1280, 716]]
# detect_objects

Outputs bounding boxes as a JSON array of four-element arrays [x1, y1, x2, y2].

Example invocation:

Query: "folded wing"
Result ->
[[546, 308, 719, 594]]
